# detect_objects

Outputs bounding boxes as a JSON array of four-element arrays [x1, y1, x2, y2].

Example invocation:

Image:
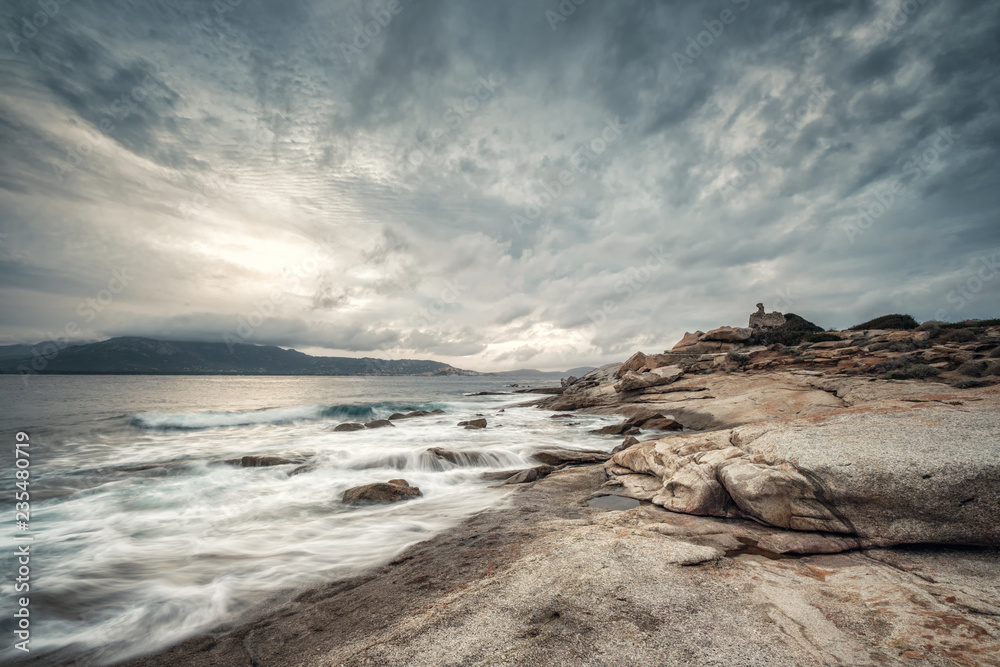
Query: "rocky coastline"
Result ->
[[116, 309, 1000, 666]]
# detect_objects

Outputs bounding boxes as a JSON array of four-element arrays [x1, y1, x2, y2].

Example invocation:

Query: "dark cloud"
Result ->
[[1, 0, 998, 371]]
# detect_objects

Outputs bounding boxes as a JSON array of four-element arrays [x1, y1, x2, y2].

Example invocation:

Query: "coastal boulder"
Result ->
[[365, 419, 395, 429], [613, 365, 684, 393], [612, 435, 640, 455], [389, 410, 431, 420], [702, 326, 753, 343], [672, 331, 705, 350], [609, 404, 1000, 547], [640, 417, 683, 431], [342, 479, 422, 505], [589, 423, 629, 436], [458, 418, 488, 429], [615, 351, 648, 378], [333, 422, 365, 432], [533, 448, 611, 466]]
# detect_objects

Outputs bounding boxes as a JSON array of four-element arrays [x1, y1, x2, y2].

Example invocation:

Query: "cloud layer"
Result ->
[[2, 0, 999, 370]]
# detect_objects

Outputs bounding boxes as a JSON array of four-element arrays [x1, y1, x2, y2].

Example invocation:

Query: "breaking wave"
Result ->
[[129, 403, 386, 429]]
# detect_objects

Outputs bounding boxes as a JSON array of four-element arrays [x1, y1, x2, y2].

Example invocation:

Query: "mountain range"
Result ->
[[0, 337, 594, 378], [0, 337, 476, 376]]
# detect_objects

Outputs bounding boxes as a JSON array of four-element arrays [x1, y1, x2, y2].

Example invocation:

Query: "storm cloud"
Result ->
[[2, 0, 998, 370]]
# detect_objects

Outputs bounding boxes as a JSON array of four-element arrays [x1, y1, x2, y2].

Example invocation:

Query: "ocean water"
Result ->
[[0, 375, 618, 665]]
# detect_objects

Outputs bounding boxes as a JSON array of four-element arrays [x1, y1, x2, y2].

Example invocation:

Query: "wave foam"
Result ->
[[130, 404, 380, 430]]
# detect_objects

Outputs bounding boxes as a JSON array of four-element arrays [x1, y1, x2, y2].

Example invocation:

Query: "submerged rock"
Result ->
[[364, 419, 395, 429], [389, 410, 431, 420], [426, 447, 488, 465], [224, 455, 305, 468], [342, 479, 422, 505], [333, 422, 366, 432], [589, 423, 629, 436]]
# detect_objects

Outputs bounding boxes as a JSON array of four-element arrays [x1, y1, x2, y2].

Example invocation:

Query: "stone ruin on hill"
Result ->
[[748, 303, 785, 330]]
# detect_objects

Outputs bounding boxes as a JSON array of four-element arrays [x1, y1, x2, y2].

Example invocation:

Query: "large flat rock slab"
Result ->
[[610, 401, 1000, 547]]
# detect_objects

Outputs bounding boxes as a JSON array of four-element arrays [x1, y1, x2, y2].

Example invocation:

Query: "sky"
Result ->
[[1, 0, 998, 372]]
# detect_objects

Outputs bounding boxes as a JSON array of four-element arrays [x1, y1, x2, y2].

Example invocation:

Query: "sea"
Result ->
[[0, 374, 618, 665]]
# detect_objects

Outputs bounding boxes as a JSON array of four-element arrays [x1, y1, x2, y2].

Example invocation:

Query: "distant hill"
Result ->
[[0, 337, 479, 376], [494, 366, 596, 379]]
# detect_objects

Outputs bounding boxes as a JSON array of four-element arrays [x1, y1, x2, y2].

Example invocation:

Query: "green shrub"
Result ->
[[953, 378, 988, 389], [939, 318, 1000, 330], [884, 363, 940, 380], [803, 332, 842, 344], [779, 314, 824, 332], [747, 330, 808, 346], [942, 328, 977, 343], [869, 340, 922, 353], [956, 361, 986, 377], [727, 350, 750, 367], [849, 314, 919, 331], [874, 357, 910, 373]]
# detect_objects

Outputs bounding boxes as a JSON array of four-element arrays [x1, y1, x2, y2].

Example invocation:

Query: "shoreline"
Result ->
[[115, 461, 1000, 666], [33, 321, 1000, 665]]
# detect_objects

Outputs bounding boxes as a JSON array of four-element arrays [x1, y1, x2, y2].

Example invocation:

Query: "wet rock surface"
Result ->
[[531, 448, 611, 466], [341, 479, 422, 505], [222, 455, 306, 468], [332, 422, 366, 432]]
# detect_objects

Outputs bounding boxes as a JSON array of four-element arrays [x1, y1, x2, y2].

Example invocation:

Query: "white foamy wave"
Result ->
[[1, 377, 625, 665], [129, 404, 377, 430]]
